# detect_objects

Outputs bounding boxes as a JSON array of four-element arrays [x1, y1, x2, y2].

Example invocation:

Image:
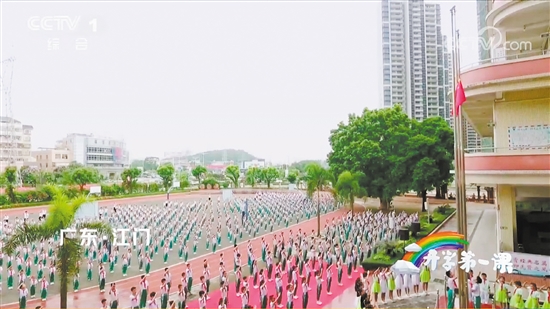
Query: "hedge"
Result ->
[[0, 183, 187, 208]]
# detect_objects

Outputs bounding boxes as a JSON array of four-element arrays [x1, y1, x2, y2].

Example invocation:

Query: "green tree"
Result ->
[[130, 160, 144, 169], [68, 167, 100, 191], [290, 160, 324, 173], [225, 165, 241, 188], [178, 172, 190, 189], [286, 171, 298, 184], [143, 160, 159, 171], [328, 105, 412, 210], [334, 171, 365, 215], [406, 117, 454, 211], [3, 186, 113, 309], [192, 165, 207, 186], [20, 166, 38, 186], [305, 163, 334, 236], [245, 167, 261, 188], [4, 166, 18, 203], [157, 163, 175, 190], [260, 167, 279, 189], [36, 171, 55, 186], [121, 167, 142, 193]]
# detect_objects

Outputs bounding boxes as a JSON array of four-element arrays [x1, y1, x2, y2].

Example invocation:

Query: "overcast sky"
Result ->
[[1, 0, 477, 163]]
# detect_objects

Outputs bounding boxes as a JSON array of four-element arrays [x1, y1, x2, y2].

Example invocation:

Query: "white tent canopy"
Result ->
[[405, 243, 422, 253], [391, 260, 420, 275]]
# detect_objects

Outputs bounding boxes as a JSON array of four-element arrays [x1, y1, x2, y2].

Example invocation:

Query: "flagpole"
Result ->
[[450, 6, 469, 309], [456, 29, 469, 247]]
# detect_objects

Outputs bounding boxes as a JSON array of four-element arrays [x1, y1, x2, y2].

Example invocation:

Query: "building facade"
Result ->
[[476, 0, 491, 61], [0, 117, 33, 171], [56, 133, 129, 179], [461, 0, 550, 277], [240, 159, 266, 170], [31, 148, 72, 171], [381, 0, 451, 122]]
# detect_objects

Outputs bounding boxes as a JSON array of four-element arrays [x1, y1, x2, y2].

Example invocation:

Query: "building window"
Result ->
[[62, 154, 68, 159], [55, 154, 61, 159], [46, 163, 48, 168]]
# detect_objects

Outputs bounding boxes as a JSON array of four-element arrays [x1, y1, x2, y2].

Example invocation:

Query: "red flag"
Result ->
[[454, 80, 466, 116]]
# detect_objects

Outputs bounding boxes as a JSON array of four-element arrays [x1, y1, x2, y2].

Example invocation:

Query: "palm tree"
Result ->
[[334, 171, 364, 215], [305, 163, 334, 236], [4, 186, 113, 309]]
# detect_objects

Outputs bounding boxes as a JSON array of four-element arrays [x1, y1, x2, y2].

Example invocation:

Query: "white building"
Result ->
[[381, 0, 451, 122], [0, 117, 33, 171], [240, 159, 266, 170], [31, 148, 72, 171], [56, 133, 129, 179]]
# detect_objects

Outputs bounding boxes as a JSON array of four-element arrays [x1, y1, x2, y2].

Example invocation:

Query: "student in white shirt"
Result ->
[[168, 300, 177, 309], [446, 271, 458, 309], [177, 283, 186, 309], [108, 283, 119, 309], [129, 287, 139, 309], [148, 292, 159, 309], [479, 273, 490, 304], [471, 276, 481, 309], [100, 298, 109, 309], [199, 290, 207, 309]]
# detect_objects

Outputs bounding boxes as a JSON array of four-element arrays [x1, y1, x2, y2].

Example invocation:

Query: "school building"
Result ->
[[461, 0, 550, 278]]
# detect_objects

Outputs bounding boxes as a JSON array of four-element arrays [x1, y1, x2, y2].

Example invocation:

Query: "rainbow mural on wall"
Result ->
[[402, 231, 469, 267]]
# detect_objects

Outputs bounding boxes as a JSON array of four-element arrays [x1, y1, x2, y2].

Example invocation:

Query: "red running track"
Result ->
[[0, 203, 346, 309], [186, 261, 358, 309]]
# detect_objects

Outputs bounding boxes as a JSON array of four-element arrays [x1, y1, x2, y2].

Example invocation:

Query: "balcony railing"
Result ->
[[461, 49, 549, 71], [465, 145, 550, 154]]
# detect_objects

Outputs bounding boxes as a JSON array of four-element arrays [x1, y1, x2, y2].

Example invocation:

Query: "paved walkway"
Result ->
[[323, 202, 498, 309]]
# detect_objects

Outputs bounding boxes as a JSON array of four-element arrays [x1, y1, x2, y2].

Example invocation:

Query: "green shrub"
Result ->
[[221, 182, 229, 189], [180, 179, 190, 189], [371, 252, 393, 262], [436, 204, 452, 214], [361, 260, 395, 271], [203, 178, 219, 187], [0, 195, 9, 206], [374, 239, 414, 259], [149, 183, 160, 192]]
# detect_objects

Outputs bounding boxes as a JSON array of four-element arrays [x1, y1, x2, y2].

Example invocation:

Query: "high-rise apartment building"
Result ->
[[476, 0, 491, 61], [381, 0, 451, 122], [0, 117, 33, 171]]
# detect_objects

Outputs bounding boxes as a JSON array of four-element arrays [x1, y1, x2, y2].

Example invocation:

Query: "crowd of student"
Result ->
[[444, 270, 550, 309]]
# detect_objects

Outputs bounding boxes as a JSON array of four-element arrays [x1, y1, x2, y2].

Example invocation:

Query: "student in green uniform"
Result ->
[[19, 283, 29, 309], [29, 276, 37, 299], [420, 264, 431, 295], [40, 277, 49, 301], [73, 274, 80, 292]]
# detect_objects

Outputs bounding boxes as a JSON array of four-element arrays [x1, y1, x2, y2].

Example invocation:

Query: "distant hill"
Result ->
[[186, 149, 258, 164]]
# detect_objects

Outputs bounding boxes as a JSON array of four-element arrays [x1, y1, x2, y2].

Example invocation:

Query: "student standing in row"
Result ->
[[109, 283, 119, 309], [129, 287, 139, 309]]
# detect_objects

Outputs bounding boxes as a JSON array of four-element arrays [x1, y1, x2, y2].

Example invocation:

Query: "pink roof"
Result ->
[[207, 165, 226, 170]]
